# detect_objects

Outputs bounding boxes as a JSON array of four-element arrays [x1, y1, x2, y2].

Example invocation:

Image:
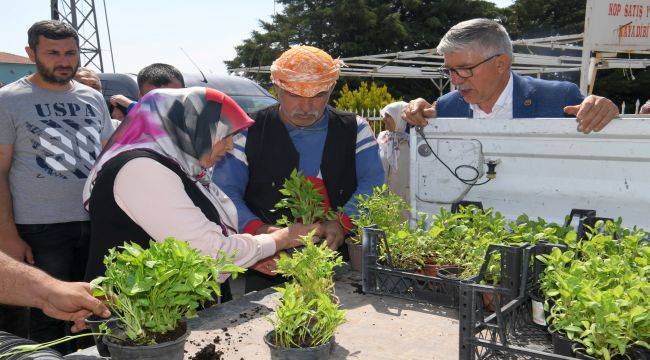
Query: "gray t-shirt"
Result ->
[[0, 77, 113, 224]]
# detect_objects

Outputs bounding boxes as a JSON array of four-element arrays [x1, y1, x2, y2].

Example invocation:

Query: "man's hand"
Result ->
[[564, 95, 619, 134], [0, 235, 34, 264], [110, 94, 133, 109], [37, 279, 110, 333], [401, 98, 437, 127], [321, 220, 346, 251], [640, 100, 650, 115]]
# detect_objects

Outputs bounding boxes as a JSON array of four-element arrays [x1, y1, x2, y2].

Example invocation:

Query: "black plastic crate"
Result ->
[[360, 226, 528, 308], [458, 240, 649, 360], [458, 243, 575, 360]]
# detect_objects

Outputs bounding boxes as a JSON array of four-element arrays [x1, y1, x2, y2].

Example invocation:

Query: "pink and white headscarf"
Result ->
[[83, 87, 254, 234]]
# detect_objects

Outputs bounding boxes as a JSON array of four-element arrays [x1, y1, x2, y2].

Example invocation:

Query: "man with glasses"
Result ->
[[403, 18, 619, 134]]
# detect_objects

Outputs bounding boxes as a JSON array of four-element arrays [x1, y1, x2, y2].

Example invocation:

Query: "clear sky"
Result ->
[[2, 0, 514, 75]]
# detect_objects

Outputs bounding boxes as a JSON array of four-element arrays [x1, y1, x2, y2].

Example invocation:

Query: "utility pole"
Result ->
[[51, 0, 104, 72]]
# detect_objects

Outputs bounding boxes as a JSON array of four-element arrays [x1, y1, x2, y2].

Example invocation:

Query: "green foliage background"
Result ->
[[333, 82, 400, 113], [228, 0, 648, 109]]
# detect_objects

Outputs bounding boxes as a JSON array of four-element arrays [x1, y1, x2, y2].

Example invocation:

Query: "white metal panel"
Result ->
[[583, 0, 650, 53], [410, 118, 650, 229]]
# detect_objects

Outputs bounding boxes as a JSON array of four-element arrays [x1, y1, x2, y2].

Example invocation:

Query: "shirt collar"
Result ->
[[470, 72, 513, 114]]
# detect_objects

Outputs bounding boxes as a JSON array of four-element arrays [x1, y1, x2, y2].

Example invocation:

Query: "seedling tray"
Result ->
[[458, 242, 571, 360], [458, 241, 649, 360], [360, 227, 527, 309]]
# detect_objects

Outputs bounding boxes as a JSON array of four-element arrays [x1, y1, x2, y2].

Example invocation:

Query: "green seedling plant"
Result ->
[[275, 169, 336, 226], [381, 224, 429, 270], [354, 185, 426, 267], [423, 208, 470, 266], [456, 210, 576, 285], [269, 231, 346, 348], [0, 324, 110, 359], [275, 229, 344, 298], [353, 184, 410, 231], [351, 184, 410, 245], [91, 238, 245, 345], [424, 206, 509, 282], [508, 214, 575, 246], [537, 222, 650, 360]]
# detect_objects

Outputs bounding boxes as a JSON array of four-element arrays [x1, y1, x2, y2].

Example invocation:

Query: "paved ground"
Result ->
[[68, 271, 460, 360]]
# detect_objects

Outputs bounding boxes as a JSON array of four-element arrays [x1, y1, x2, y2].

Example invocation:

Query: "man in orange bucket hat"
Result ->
[[270, 45, 344, 98], [213, 46, 384, 292]]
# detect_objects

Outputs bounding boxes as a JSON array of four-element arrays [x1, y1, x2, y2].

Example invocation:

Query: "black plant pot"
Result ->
[[84, 315, 119, 357], [0, 331, 63, 359], [436, 266, 465, 281], [573, 342, 644, 360], [104, 322, 190, 360], [549, 326, 576, 357], [629, 345, 650, 360], [264, 330, 334, 360], [574, 349, 599, 360]]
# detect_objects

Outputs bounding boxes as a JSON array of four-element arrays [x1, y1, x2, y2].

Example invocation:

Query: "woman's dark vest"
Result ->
[[84, 149, 223, 281], [243, 105, 358, 224]]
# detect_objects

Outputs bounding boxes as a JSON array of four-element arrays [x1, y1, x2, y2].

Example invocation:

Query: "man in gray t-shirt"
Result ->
[[0, 77, 112, 224], [0, 20, 112, 352]]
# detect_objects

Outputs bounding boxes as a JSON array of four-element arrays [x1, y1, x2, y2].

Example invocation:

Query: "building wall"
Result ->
[[0, 63, 35, 85]]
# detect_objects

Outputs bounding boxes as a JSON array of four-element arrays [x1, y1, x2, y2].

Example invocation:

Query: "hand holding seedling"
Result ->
[[273, 222, 324, 249], [37, 279, 110, 333], [0, 250, 110, 333], [321, 220, 345, 250]]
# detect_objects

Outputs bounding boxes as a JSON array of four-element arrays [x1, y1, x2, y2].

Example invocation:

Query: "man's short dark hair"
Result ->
[[28, 20, 79, 50], [137, 63, 185, 91]]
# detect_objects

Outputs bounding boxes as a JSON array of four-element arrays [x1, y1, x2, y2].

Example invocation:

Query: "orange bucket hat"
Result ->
[[270, 46, 344, 98]]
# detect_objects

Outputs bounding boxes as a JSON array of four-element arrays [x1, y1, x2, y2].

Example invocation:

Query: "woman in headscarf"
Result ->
[[377, 101, 410, 203], [82, 87, 323, 291]]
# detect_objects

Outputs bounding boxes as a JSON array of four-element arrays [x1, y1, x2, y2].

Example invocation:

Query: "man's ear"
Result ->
[[25, 46, 36, 62], [496, 54, 510, 74]]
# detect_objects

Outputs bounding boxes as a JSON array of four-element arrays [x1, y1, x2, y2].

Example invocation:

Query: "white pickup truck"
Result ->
[[410, 117, 650, 229]]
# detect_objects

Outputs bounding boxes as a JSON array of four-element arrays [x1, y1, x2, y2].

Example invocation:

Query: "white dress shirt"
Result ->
[[470, 73, 513, 119]]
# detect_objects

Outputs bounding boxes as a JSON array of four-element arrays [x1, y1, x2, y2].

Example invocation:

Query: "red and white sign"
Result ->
[[584, 0, 650, 51]]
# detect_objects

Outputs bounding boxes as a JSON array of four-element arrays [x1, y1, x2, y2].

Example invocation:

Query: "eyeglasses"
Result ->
[[439, 54, 502, 79]]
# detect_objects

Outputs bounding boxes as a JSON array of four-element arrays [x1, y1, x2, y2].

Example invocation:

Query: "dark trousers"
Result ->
[[0, 306, 29, 338], [0, 221, 90, 355]]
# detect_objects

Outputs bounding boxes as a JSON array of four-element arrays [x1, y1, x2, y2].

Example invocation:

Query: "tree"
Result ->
[[226, 0, 501, 101], [505, 0, 586, 39], [505, 0, 650, 108], [225, 0, 410, 70], [334, 81, 401, 114], [593, 68, 650, 112], [228, 0, 648, 107]]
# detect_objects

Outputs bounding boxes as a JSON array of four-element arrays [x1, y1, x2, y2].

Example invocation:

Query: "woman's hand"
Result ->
[[272, 223, 324, 250]]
